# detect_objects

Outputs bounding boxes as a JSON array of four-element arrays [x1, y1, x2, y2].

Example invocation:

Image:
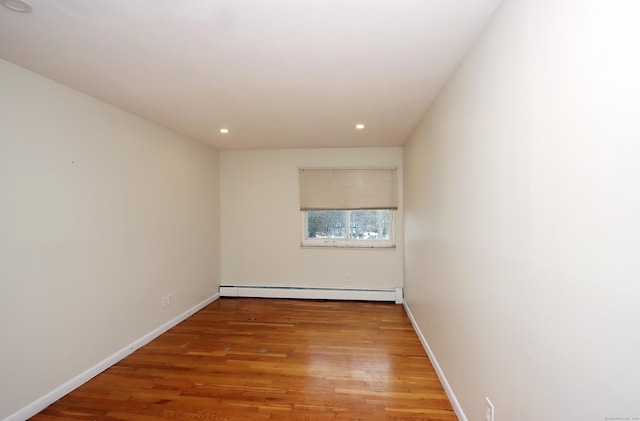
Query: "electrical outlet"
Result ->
[[345, 273, 351, 282], [160, 294, 172, 308], [485, 397, 494, 421]]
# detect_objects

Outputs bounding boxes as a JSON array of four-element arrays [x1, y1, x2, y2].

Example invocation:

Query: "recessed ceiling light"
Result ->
[[355, 124, 365, 130], [1, 0, 32, 13], [219, 128, 229, 134]]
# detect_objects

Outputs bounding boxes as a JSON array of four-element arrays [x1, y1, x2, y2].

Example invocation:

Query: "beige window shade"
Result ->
[[299, 168, 398, 210]]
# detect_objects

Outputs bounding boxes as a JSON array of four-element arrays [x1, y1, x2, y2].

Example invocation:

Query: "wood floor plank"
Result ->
[[31, 298, 456, 420]]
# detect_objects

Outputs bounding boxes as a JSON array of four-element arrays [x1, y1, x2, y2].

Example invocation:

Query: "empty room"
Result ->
[[1, 0, 638, 420]]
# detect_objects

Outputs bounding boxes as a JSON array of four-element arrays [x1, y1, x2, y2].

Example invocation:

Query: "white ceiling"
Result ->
[[0, 0, 501, 150]]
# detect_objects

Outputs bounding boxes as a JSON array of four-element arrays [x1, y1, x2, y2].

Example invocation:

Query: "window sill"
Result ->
[[301, 240, 396, 249]]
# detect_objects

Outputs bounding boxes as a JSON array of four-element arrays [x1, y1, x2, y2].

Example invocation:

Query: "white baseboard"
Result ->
[[5, 293, 220, 421], [220, 285, 403, 304], [403, 302, 467, 421]]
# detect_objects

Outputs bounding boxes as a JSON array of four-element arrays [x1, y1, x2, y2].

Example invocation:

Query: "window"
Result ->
[[304, 209, 393, 246], [299, 168, 397, 248]]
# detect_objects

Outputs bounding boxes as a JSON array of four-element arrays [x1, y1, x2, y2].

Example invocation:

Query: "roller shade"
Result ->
[[299, 168, 397, 210]]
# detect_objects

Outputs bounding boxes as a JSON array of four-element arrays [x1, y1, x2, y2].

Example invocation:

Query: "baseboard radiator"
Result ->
[[219, 285, 403, 304]]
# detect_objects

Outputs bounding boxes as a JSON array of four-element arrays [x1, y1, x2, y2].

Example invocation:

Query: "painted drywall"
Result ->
[[220, 148, 402, 290], [403, 0, 640, 420], [0, 59, 220, 419]]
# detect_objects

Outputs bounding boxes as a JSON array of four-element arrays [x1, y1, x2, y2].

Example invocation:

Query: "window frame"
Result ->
[[301, 209, 396, 249]]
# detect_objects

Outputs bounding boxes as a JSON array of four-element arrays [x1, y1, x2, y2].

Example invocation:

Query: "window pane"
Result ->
[[307, 210, 346, 239], [349, 210, 390, 240]]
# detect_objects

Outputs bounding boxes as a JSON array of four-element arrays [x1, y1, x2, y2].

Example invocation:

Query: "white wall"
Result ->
[[0, 59, 220, 419], [403, 0, 640, 420], [221, 148, 402, 290]]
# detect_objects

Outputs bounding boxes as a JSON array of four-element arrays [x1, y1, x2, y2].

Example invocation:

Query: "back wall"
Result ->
[[220, 148, 403, 290]]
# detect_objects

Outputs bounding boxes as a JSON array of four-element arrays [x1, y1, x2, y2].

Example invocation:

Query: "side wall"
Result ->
[[403, 0, 640, 420], [0, 59, 221, 419], [220, 148, 403, 290]]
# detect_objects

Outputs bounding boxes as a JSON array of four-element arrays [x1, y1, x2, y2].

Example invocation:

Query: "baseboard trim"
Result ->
[[403, 302, 468, 421], [5, 293, 220, 421], [220, 285, 403, 304]]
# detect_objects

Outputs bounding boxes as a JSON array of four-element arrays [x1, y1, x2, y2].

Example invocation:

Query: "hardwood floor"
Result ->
[[32, 298, 455, 420]]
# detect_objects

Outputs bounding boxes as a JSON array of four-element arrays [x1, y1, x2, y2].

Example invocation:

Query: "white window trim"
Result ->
[[300, 210, 396, 249]]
